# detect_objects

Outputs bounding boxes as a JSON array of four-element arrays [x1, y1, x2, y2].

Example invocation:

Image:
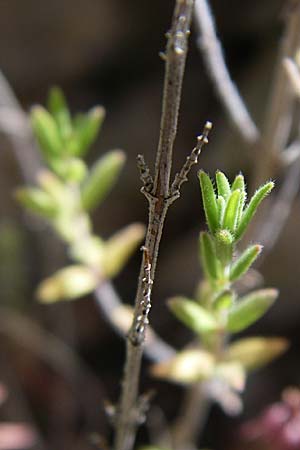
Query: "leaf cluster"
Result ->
[[16, 88, 145, 302], [152, 171, 288, 413]]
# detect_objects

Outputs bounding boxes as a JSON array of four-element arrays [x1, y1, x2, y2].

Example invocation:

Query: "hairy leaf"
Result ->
[[222, 189, 241, 233], [199, 171, 219, 233], [235, 182, 274, 241], [229, 245, 262, 282], [216, 171, 231, 199]]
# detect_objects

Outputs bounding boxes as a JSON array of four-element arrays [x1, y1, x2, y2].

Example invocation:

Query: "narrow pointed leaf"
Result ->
[[102, 223, 145, 278], [199, 171, 219, 233], [15, 188, 57, 218], [48, 87, 72, 140], [227, 288, 278, 333], [235, 182, 274, 241], [231, 174, 245, 193], [74, 106, 105, 156], [151, 349, 215, 384], [81, 150, 125, 211], [226, 337, 289, 371], [37, 265, 98, 303], [232, 174, 246, 223], [199, 231, 219, 280], [230, 245, 262, 282], [222, 189, 241, 233], [216, 171, 231, 199], [31, 106, 63, 157], [168, 297, 218, 335], [217, 196, 225, 225]]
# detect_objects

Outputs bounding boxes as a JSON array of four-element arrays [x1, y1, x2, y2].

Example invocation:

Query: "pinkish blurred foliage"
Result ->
[[241, 387, 300, 450], [0, 382, 37, 449], [0, 424, 37, 450]]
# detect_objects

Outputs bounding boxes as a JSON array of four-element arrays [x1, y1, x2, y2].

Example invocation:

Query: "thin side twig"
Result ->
[[112, 3, 210, 450], [171, 121, 212, 196], [0, 70, 41, 183], [194, 0, 259, 144]]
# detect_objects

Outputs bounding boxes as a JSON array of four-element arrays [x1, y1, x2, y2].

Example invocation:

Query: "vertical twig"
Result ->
[[194, 0, 259, 144], [112, 3, 210, 450]]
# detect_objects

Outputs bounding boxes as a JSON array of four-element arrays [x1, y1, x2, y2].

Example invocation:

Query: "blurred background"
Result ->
[[0, 0, 299, 449]]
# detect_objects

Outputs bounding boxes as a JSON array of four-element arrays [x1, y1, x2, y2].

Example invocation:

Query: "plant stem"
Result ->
[[171, 383, 210, 450], [113, 2, 195, 450]]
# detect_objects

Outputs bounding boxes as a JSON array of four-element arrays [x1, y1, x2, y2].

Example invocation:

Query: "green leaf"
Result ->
[[226, 337, 289, 371], [199, 232, 219, 280], [31, 106, 63, 158], [227, 288, 278, 333], [231, 174, 246, 223], [213, 289, 235, 310], [151, 349, 215, 384], [81, 150, 125, 211], [37, 265, 98, 303], [102, 223, 145, 278], [217, 196, 226, 225], [168, 297, 218, 335], [235, 181, 274, 241], [229, 245, 262, 282], [15, 187, 57, 218], [222, 189, 241, 233], [74, 106, 105, 156], [231, 173, 245, 193], [48, 87, 72, 140], [199, 171, 219, 233], [216, 171, 231, 199]]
